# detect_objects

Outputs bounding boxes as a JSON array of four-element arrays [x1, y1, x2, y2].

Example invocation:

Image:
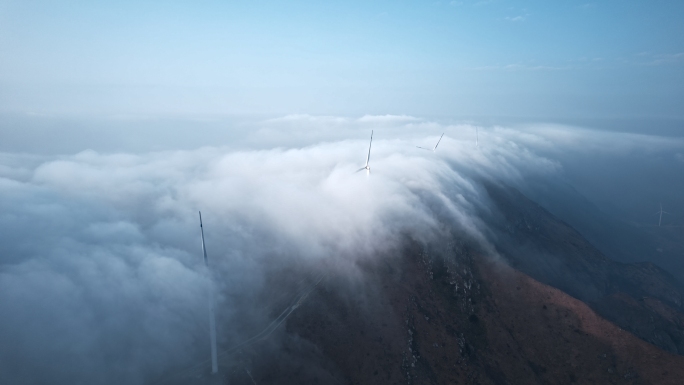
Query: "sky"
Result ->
[[1, 0, 683, 118]]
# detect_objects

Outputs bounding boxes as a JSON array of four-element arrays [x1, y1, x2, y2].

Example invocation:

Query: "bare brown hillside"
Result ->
[[197, 240, 684, 385]]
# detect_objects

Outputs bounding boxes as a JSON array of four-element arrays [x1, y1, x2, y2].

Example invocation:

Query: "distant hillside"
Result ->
[[485, 182, 684, 355]]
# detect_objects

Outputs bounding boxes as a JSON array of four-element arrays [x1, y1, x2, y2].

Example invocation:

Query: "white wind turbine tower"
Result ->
[[199, 211, 219, 375], [416, 133, 444, 152], [356, 130, 373, 175], [655, 203, 670, 227]]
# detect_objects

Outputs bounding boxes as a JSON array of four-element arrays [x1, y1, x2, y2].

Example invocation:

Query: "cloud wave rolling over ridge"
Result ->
[[0, 116, 682, 384]]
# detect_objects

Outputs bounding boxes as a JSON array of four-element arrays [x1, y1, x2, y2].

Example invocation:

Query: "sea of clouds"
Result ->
[[0, 115, 682, 384]]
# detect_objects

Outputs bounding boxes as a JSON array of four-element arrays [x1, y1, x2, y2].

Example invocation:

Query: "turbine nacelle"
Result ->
[[355, 165, 370, 174]]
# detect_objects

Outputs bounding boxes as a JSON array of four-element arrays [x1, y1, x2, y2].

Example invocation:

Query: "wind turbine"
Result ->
[[416, 133, 444, 152], [356, 130, 373, 175], [655, 203, 670, 227], [199, 211, 219, 375]]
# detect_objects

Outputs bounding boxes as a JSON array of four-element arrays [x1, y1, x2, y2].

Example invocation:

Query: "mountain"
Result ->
[[521, 177, 684, 284], [484, 182, 684, 355], [162, 183, 684, 385]]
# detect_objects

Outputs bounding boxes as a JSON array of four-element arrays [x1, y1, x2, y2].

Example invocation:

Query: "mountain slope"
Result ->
[[484, 182, 684, 354], [215, 237, 684, 384], [166, 184, 684, 384]]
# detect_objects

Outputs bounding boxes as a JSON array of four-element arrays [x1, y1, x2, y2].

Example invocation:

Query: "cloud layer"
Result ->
[[1, 116, 682, 384]]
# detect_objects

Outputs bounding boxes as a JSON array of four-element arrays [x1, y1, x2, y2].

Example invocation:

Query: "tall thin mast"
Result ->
[[199, 211, 219, 374], [659, 204, 663, 227], [366, 131, 373, 168]]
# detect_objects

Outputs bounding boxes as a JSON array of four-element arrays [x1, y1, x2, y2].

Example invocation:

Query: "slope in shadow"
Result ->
[[483, 182, 684, 355], [220, 235, 684, 384]]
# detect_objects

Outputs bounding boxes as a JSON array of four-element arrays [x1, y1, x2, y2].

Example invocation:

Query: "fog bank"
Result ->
[[1, 115, 682, 384]]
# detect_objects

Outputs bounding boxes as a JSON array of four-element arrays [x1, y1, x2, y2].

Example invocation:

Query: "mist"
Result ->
[[1, 115, 683, 384]]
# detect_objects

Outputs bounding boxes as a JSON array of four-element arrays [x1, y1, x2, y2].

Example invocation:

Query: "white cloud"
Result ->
[[356, 114, 420, 123], [0, 126, 551, 383], [2, 116, 683, 383], [505, 15, 525, 22]]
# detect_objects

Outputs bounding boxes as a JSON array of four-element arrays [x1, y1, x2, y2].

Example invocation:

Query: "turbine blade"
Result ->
[[434, 133, 444, 150], [366, 130, 373, 166], [416, 146, 430, 150], [355, 167, 366, 173]]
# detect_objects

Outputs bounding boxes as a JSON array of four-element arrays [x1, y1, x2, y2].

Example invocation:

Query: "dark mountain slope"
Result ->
[[214, 239, 684, 384], [163, 184, 684, 385], [483, 182, 684, 354], [522, 175, 684, 284]]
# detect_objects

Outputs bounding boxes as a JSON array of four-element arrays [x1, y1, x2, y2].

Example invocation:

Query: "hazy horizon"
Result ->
[[1, 1, 683, 119]]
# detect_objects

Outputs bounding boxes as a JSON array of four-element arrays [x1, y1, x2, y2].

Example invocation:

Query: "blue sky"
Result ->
[[1, 0, 683, 118]]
